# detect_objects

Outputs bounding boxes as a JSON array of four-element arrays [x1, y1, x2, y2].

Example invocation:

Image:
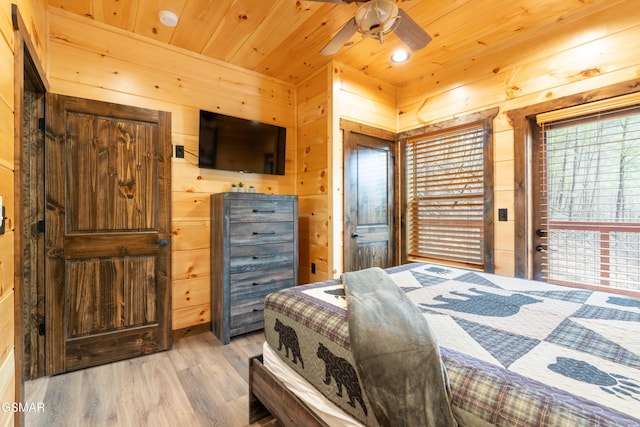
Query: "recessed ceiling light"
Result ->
[[158, 10, 179, 27], [391, 49, 410, 63]]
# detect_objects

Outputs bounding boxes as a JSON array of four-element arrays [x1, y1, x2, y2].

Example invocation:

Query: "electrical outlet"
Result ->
[[311, 263, 316, 274], [175, 145, 184, 158], [498, 208, 508, 221]]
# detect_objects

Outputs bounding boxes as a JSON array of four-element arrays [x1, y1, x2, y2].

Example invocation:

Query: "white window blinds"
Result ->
[[405, 123, 486, 266], [538, 105, 640, 290]]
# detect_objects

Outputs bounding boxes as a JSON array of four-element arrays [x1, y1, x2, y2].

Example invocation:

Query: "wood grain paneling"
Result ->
[[44, 0, 636, 93], [0, 4, 14, 51], [172, 277, 210, 311], [171, 221, 210, 251], [49, 9, 295, 115], [66, 257, 157, 337], [0, 102, 14, 170], [398, 4, 640, 130], [296, 69, 330, 284], [173, 304, 210, 330], [334, 62, 397, 132], [172, 192, 211, 222], [494, 250, 516, 277], [172, 249, 210, 281], [0, 40, 14, 111]]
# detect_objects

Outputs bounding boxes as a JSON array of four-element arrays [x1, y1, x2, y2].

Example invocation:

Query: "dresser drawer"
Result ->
[[229, 222, 294, 245], [230, 267, 296, 300], [229, 296, 266, 331], [229, 199, 294, 222], [229, 242, 294, 274]]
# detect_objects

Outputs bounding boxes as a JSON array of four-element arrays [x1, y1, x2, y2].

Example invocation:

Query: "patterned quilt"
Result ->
[[263, 263, 640, 426]]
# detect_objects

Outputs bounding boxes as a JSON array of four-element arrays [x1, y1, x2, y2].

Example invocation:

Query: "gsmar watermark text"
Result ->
[[1, 402, 45, 413]]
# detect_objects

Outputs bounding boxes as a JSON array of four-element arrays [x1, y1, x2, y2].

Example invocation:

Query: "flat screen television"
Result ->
[[198, 110, 286, 175]]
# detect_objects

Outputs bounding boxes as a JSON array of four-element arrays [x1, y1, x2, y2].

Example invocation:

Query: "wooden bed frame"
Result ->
[[249, 355, 329, 427]]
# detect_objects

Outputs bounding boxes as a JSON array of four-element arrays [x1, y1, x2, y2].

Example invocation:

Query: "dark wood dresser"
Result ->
[[211, 192, 298, 344]]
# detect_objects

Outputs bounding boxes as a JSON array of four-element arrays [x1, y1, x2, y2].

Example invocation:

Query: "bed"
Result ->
[[248, 262, 640, 426]]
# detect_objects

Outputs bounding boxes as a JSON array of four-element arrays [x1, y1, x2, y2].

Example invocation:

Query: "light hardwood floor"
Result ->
[[24, 331, 280, 427]]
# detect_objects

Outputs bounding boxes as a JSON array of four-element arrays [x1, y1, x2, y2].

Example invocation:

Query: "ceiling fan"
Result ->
[[309, 0, 432, 55]]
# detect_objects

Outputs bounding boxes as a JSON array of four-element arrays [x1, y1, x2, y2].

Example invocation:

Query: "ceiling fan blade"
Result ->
[[394, 8, 432, 51], [320, 17, 358, 55]]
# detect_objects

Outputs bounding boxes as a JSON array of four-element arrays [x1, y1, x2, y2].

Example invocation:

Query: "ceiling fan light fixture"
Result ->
[[391, 49, 410, 63], [355, 0, 399, 41], [158, 10, 179, 27]]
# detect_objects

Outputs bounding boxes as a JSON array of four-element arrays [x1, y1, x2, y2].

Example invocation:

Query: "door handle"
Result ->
[[158, 239, 169, 247], [536, 245, 548, 253], [536, 229, 548, 237], [351, 233, 360, 238]]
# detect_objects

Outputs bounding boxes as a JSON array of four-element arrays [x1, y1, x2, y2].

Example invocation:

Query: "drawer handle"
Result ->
[[252, 254, 276, 259], [253, 279, 277, 286], [252, 231, 276, 235], [252, 209, 275, 213], [252, 308, 265, 312]]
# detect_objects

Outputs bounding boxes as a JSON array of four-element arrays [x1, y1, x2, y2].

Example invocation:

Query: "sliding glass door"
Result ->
[[533, 106, 640, 291]]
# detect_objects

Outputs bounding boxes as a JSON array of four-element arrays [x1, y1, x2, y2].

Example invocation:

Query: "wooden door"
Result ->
[[344, 125, 396, 272], [45, 94, 172, 374]]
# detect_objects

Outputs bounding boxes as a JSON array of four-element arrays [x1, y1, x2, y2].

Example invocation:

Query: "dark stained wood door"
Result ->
[[45, 94, 172, 374], [343, 123, 396, 272]]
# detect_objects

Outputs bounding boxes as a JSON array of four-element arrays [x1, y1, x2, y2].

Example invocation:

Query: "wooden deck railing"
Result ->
[[547, 220, 640, 287]]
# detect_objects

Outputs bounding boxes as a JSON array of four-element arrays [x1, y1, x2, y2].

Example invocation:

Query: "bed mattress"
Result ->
[[263, 262, 640, 427]]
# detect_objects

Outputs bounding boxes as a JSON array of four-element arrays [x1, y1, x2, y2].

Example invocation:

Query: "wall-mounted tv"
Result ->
[[198, 110, 286, 175]]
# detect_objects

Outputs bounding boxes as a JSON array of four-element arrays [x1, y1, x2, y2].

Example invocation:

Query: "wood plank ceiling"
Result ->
[[46, 0, 624, 87]]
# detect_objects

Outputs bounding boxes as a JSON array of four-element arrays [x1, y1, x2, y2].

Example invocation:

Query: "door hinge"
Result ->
[[38, 322, 45, 336], [38, 117, 45, 131]]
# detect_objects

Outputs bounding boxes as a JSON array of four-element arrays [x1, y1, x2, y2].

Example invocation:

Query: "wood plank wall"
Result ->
[[0, 4, 17, 422], [1, 1, 48, 424], [46, 8, 297, 333], [397, 0, 640, 276], [330, 63, 397, 277], [296, 66, 330, 284], [295, 62, 396, 283]]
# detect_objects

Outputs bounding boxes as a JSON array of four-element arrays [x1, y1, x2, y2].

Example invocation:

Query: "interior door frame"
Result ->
[[341, 119, 398, 272], [13, 1, 50, 411]]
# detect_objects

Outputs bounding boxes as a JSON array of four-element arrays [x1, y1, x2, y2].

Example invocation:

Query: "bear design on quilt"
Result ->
[[317, 342, 368, 415], [274, 319, 304, 368], [421, 287, 542, 317]]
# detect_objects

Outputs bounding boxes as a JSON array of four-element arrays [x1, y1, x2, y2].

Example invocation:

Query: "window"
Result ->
[[508, 79, 640, 293], [400, 109, 497, 271], [535, 104, 640, 291]]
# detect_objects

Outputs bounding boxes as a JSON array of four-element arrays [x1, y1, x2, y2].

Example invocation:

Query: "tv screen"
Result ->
[[198, 110, 286, 175]]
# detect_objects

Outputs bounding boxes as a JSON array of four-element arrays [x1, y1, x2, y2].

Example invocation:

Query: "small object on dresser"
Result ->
[[238, 182, 244, 192], [231, 184, 238, 192], [249, 186, 256, 193]]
